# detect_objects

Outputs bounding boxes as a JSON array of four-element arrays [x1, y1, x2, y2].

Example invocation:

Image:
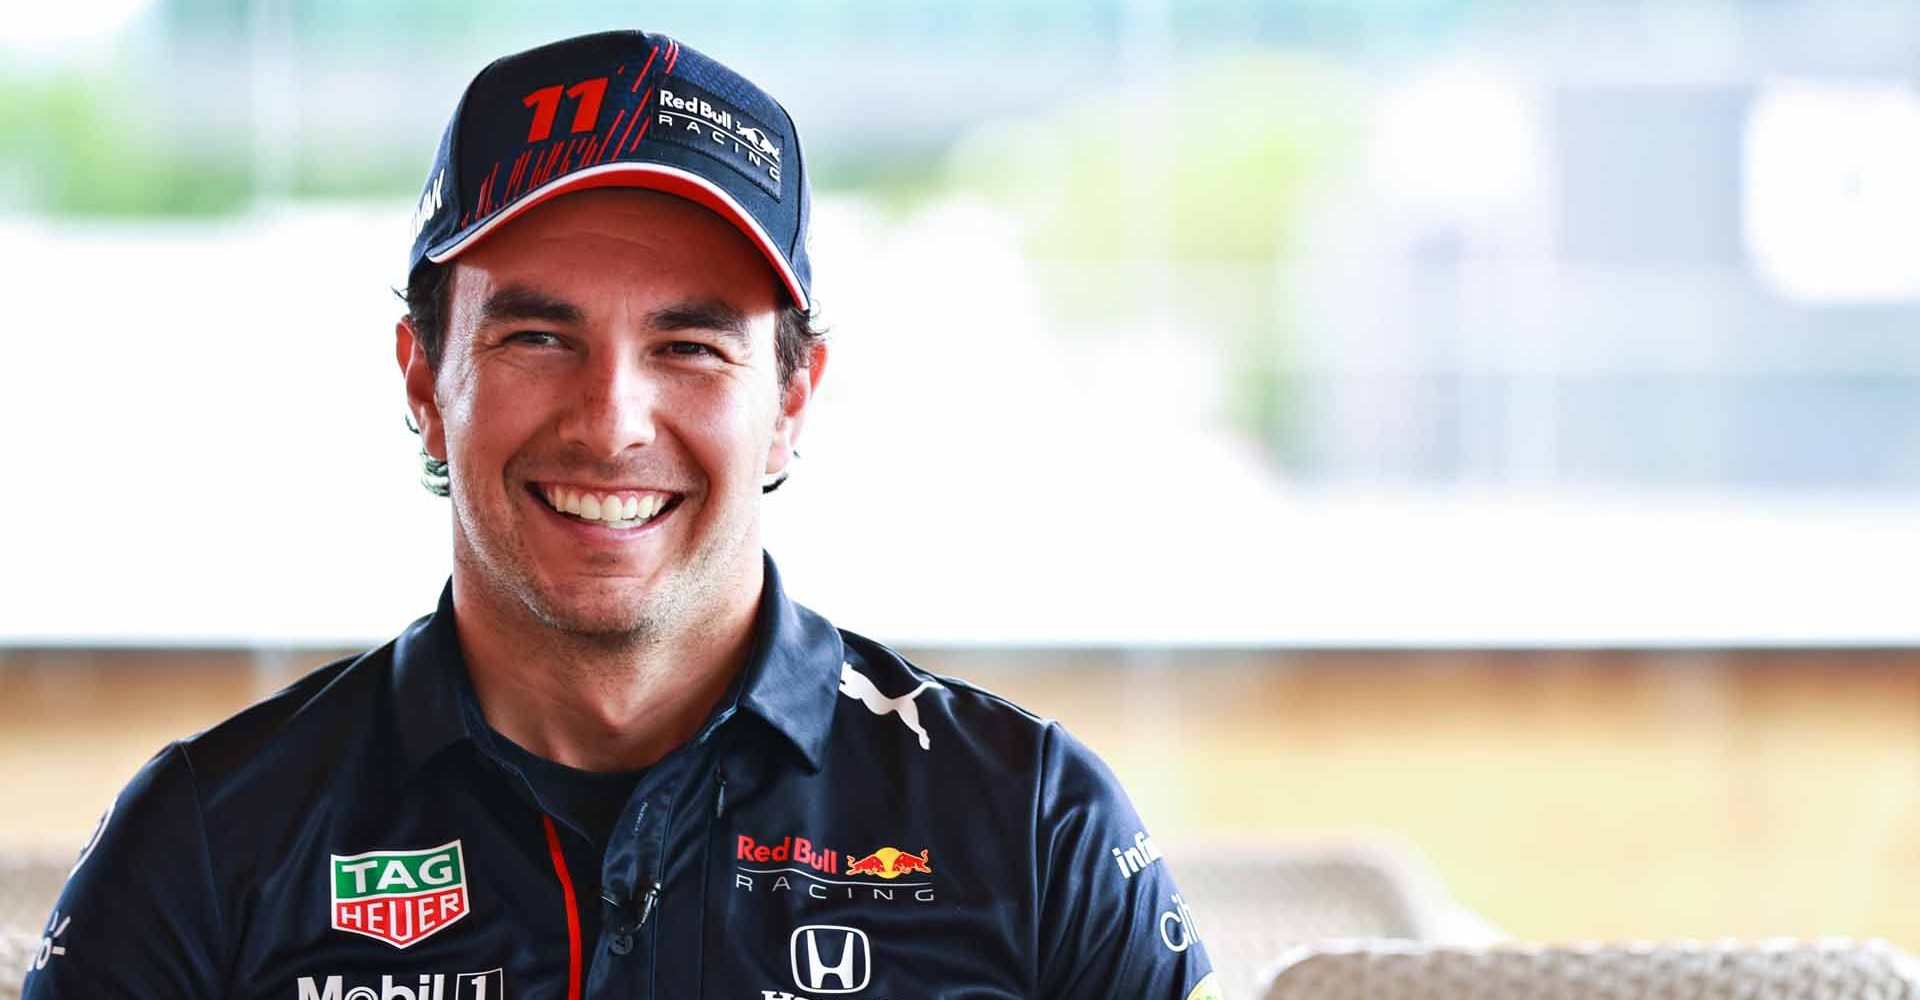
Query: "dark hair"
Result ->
[[399, 259, 824, 496]]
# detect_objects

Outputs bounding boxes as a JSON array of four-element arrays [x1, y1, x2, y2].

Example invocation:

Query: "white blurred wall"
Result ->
[[2, 196, 1917, 647]]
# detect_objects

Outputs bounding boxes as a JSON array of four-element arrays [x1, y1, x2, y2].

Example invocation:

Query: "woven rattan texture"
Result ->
[[0, 857, 64, 939], [1173, 839, 1494, 1000], [1263, 941, 1920, 1000], [0, 856, 66, 1000]]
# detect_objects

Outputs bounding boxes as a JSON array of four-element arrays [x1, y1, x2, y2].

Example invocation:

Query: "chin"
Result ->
[[526, 580, 663, 637]]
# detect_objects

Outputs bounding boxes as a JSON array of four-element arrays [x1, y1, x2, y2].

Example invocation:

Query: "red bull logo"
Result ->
[[737, 835, 839, 876], [734, 838, 936, 904], [843, 847, 932, 880]]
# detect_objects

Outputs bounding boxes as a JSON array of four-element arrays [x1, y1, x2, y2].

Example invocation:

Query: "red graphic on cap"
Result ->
[[630, 45, 659, 93], [593, 109, 628, 166], [623, 89, 655, 156], [466, 39, 695, 224]]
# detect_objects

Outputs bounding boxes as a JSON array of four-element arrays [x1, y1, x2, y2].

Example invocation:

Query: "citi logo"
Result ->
[[788, 925, 871, 994]]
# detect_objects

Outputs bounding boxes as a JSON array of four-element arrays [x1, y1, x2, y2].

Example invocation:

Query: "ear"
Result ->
[[396, 317, 447, 462], [766, 339, 829, 476]]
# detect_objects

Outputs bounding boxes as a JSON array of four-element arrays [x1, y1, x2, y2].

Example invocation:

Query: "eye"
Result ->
[[504, 330, 563, 348], [664, 340, 722, 358]]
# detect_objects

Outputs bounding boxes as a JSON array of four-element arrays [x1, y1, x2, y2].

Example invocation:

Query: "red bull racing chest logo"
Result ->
[[735, 834, 935, 903], [330, 841, 469, 948], [844, 847, 931, 879]]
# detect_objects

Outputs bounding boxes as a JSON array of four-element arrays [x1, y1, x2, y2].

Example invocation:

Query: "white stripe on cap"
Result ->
[[425, 160, 809, 312]]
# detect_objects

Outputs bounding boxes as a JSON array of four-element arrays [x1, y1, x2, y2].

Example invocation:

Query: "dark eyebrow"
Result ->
[[480, 284, 584, 326], [647, 299, 752, 347]]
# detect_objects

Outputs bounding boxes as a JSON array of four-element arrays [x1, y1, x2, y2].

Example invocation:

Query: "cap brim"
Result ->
[[425, 161, 810, 312]]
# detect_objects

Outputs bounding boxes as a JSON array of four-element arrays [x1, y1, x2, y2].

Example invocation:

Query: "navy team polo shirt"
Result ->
[[23, 556, 1221, 1000]]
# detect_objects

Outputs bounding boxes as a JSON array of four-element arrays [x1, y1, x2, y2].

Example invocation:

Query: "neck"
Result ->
[[451, 560, 765, 772]]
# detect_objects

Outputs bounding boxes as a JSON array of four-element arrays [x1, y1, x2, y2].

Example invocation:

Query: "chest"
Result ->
[[230, 756, 1031, 1000]]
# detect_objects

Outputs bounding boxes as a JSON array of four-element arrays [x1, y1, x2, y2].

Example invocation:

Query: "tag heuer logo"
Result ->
[[330, 840, 469, 948]]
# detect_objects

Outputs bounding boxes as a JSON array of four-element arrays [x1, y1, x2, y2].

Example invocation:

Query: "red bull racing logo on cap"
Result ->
[[652, 79, 783, 195], [329, 841, 469, 948]]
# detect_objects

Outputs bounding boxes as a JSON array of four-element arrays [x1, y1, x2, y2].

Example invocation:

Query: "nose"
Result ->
[[555, 347, 657, 460]]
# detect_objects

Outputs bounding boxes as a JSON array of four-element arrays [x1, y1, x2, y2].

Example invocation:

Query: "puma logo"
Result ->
[[839, 663, 942, 751]]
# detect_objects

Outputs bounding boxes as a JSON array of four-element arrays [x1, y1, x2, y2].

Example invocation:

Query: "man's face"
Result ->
[[398, 188, 822, 638]]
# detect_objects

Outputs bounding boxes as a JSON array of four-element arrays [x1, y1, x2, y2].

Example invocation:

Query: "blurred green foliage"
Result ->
[[948, 56, 1350, 265], [0, 23, 1347, 463], [0, 63, 429, 215], [810, 141, 955, 209], [943, 55, 1355, 461], [0, 69, 251, 216]]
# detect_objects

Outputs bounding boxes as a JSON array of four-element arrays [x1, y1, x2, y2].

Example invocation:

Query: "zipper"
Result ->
[[637, 879, 663, 928]]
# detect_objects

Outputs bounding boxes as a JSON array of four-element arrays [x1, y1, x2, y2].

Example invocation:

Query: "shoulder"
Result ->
[[22, 740, 228, 1000], [160, 632, 450, 868], [827, 627, 1132, 819], [42, 641, 404, 900], [175, 642, 396, 789], [21, 636, 432, 1000], [833, 626, 1058, 763]]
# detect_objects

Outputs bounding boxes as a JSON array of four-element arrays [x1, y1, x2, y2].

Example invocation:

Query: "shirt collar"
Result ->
[[732, 553, 843, 771], [388, 553, 843, 777], [388, 581, 472, 777]]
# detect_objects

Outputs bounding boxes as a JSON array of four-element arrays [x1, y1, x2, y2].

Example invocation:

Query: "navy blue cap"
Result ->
[[408, 31, 811, 311]]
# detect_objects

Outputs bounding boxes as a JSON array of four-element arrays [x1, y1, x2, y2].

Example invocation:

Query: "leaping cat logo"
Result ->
[[839, 663, 942, 751]]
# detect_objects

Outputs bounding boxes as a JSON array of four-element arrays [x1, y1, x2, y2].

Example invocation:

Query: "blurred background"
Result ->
[[2, 0, 1918, 986]]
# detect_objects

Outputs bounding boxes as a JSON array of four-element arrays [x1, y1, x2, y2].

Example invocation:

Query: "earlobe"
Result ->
[[764, 422, 798, 479], [395, 318, 447, 462], [765, 341, 829, 476]]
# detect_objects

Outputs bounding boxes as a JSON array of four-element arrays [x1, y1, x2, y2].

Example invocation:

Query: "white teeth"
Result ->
[[545, 486, 670, 524]]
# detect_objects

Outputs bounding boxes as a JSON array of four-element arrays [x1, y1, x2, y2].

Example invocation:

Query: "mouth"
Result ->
[[528, 482, 683, 531]]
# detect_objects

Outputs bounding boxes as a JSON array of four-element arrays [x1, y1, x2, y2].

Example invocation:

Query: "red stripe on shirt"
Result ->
[[541, 815, 583, 1000]]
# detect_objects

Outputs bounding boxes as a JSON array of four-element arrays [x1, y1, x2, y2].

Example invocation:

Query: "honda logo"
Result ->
[[788, 925, 871, 994]]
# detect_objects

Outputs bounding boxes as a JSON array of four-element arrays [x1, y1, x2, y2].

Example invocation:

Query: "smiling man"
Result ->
[[411, 188, 811, 776], [23, 30, 1220, 1000]]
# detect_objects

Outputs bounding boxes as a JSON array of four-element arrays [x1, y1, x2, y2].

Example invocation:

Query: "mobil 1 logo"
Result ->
[[297, 969, 502, 1000], [651, 80, 783, 196]]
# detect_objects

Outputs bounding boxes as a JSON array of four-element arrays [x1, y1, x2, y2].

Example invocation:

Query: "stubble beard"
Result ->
[[449, 475, 757, 667]]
